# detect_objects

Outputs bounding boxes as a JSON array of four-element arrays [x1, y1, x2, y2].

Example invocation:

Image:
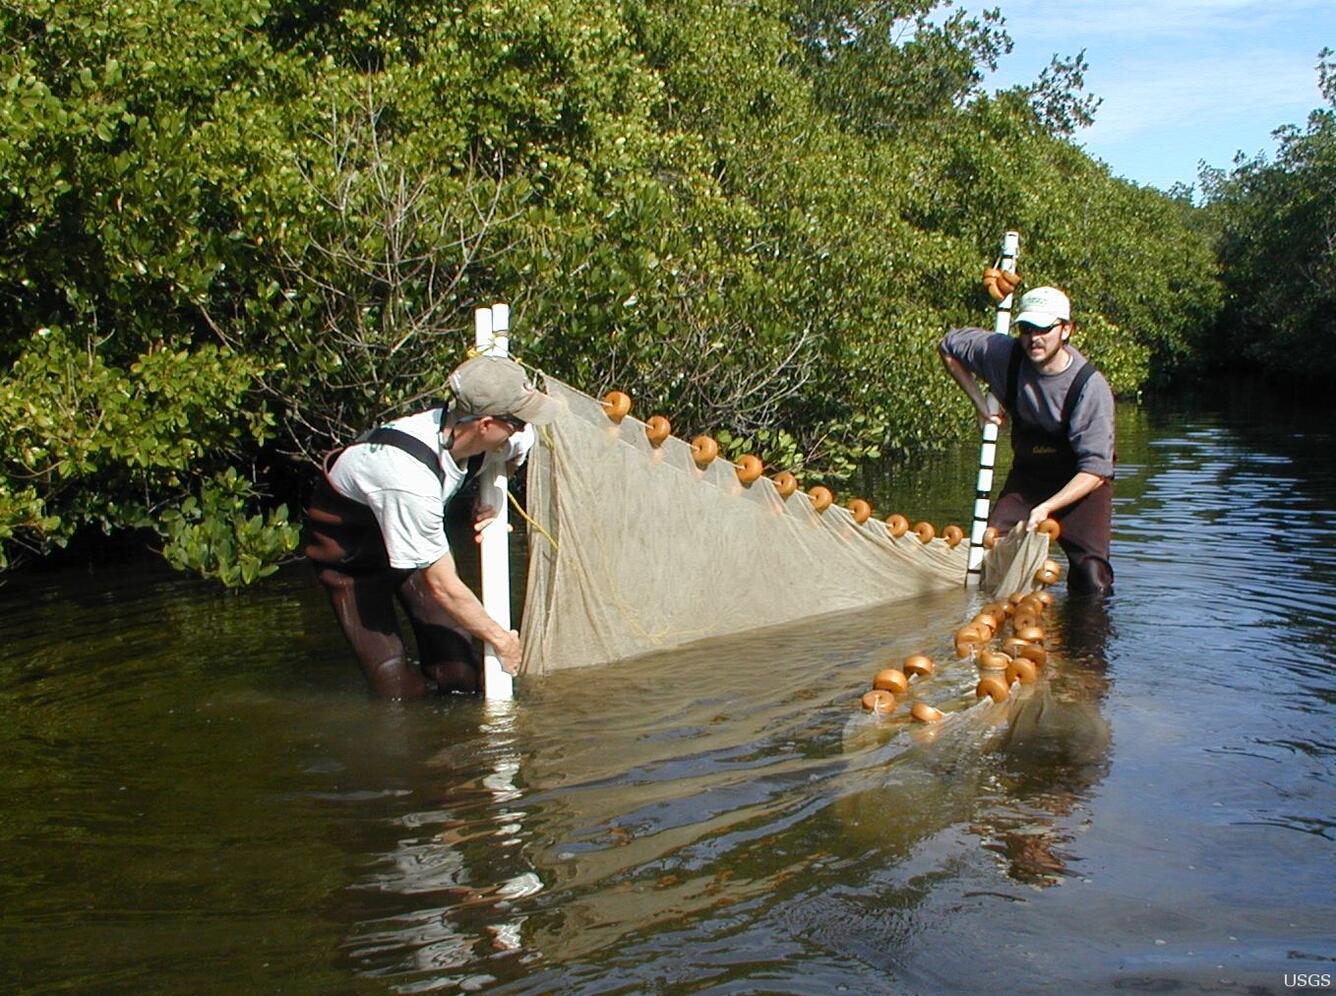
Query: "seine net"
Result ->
[[519, 376, 1047, 675]]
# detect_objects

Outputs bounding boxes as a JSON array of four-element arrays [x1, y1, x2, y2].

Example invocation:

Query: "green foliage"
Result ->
[[0, 0, 1225, 579], [1075, 313, 1149, 397], [158, 468, 300, 587], [0, 326, 275, 570], [1198, 50, 1336, 385]]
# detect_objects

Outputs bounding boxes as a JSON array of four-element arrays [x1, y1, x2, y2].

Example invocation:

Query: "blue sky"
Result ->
[[981, 0, 1332, 192]]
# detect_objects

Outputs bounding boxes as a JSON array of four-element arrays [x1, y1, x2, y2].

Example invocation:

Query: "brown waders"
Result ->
[[303, 445, 479, 698], [992, 345, 1115, 595]]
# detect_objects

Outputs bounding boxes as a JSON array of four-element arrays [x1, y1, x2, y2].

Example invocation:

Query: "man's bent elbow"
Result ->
[[421, 556, 465, 603]]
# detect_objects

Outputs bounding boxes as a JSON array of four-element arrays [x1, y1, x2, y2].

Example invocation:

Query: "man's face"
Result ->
[[1017, 320, 1070, 366], [451, 414, 526, 458], [474, 414, 526, 452]]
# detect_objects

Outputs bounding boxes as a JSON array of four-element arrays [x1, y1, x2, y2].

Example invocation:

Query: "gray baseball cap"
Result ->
[[448, 355, 560, 425]]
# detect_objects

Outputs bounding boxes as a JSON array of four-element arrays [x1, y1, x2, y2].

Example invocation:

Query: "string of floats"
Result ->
[[600, 388, 1061, 550], [600, 385, 1065, 723], [858, 575, 1064, 724]]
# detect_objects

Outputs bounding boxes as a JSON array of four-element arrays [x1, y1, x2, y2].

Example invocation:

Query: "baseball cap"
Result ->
[[448, 355, 560, 426], [1014, 286, 1071, 328]]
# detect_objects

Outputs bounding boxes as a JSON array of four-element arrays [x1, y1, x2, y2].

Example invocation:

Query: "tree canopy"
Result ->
[[0, 0, 1226, 580], [1198, 49, 1336, 385]]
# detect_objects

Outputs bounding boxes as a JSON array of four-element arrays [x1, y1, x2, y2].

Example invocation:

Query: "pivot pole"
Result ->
[[965, 231, 1019, 587], [474, 304, 514, 699]]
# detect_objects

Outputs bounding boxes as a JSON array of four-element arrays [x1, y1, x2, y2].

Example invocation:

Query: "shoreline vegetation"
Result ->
[[1, 3, 1331, 584]]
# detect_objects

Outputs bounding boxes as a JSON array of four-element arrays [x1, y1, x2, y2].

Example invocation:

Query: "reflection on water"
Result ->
[[2, 396, 1335, 992]]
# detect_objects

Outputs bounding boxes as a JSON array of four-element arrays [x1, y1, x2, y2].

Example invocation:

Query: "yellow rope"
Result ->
[[507, 486, 558, 552]]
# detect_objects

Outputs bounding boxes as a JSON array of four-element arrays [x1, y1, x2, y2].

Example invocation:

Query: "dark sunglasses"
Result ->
[[1016, 321, 1064, 336], [459, 414, 526, 432]]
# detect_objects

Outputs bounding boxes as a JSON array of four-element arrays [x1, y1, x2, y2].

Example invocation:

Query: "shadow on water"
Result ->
[[2, 388, 1335, 992]]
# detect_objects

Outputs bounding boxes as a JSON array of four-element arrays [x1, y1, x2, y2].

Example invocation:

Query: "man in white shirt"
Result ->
[[303, 355, 560, 698]]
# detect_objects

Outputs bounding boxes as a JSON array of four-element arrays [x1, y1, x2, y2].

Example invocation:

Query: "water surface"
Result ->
[[2, 395, 1333, 993]]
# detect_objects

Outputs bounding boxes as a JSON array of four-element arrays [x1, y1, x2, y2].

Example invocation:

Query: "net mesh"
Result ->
[[520, 376, 1047, 675]]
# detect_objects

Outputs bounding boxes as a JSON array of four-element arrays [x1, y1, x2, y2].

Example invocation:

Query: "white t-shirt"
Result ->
[[328, 407, 534, 569]]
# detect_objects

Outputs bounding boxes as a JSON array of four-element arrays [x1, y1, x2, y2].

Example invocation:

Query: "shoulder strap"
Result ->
[[1061, 361, 1098, 424], [1004, 338, 1024, 414], [359, 427, 446, 486]]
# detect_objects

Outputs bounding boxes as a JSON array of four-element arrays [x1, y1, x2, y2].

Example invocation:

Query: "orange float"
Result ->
[[1037, 518, 1061, 541], [1036, 559, 1062, 585], [1018, 643, 1048, 667], [911, 702, 944, 723], [977, 649, 1011, 671], [1018, 595, 1046, 616], [861, 689, 897, 714], [943, 524, 964, 548], [913, 521, 935, 544], [692, 435, 719, 468], [873, 668, 910, 695], [972, 612, 1001, 637], [847, 499, 872, 524], [982, 267, 1002, 302], [1006, 658, 1038, 685], [955, 624, 985, 646], [736, 454, 764, 485], [983, 526, 999, 550], [1017, 625, 1045, 644], [976, 676, 1009, 703], [885, 514, 909, 539], [1035, 591, 1056, 607], [771, 471, 799, 498], [1002, 636, 1031, 656], [808, 486, 834, 512], [903, 655, 935, 678], [602, 390, 632, 423], [1012, 611, 1040, 633], [645, 415, 671, 447]]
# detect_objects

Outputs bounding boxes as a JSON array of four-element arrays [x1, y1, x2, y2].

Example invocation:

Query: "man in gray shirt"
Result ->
[[938, 286, 1115, 594]]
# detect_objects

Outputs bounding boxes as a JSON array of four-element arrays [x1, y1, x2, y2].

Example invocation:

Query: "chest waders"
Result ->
[[992, 342, 1115, 595], [301, 413, 487, 698]]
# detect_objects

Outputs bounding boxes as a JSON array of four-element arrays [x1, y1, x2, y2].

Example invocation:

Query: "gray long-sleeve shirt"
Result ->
[[940, 327, 1116, 478]]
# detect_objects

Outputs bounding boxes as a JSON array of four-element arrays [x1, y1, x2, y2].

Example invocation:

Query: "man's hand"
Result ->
[[494, 629, 522, 675], [977, 407, 1004, 431], [1026, 503, 1054, 531], [473, 504, 514, 543]]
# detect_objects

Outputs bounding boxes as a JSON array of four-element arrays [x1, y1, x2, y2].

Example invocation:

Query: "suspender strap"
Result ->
[[1061, 361, 1097, 424], [359, 427, 445, 486], [1004, 340, 1095, 425]]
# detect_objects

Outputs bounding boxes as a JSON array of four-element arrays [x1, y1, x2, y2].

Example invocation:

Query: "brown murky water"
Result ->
[[2, 394, 1334, 993]]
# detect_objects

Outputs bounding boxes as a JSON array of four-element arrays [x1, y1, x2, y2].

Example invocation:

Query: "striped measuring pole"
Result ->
[[965, 231, 1020, 588], [475, 303, 515, 700]]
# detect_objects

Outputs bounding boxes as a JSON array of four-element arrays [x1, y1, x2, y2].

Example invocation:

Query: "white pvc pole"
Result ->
[[965, 231, 1020, 587], [474, 304, 514, 699]]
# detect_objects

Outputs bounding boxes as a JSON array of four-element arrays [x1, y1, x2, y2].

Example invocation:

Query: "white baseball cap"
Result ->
[[1014, 286, 1071, 327]]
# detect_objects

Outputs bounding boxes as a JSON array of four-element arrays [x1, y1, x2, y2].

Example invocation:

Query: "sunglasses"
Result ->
[[1016, 321, 1064, 336], [459, 414, 527, 433]]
